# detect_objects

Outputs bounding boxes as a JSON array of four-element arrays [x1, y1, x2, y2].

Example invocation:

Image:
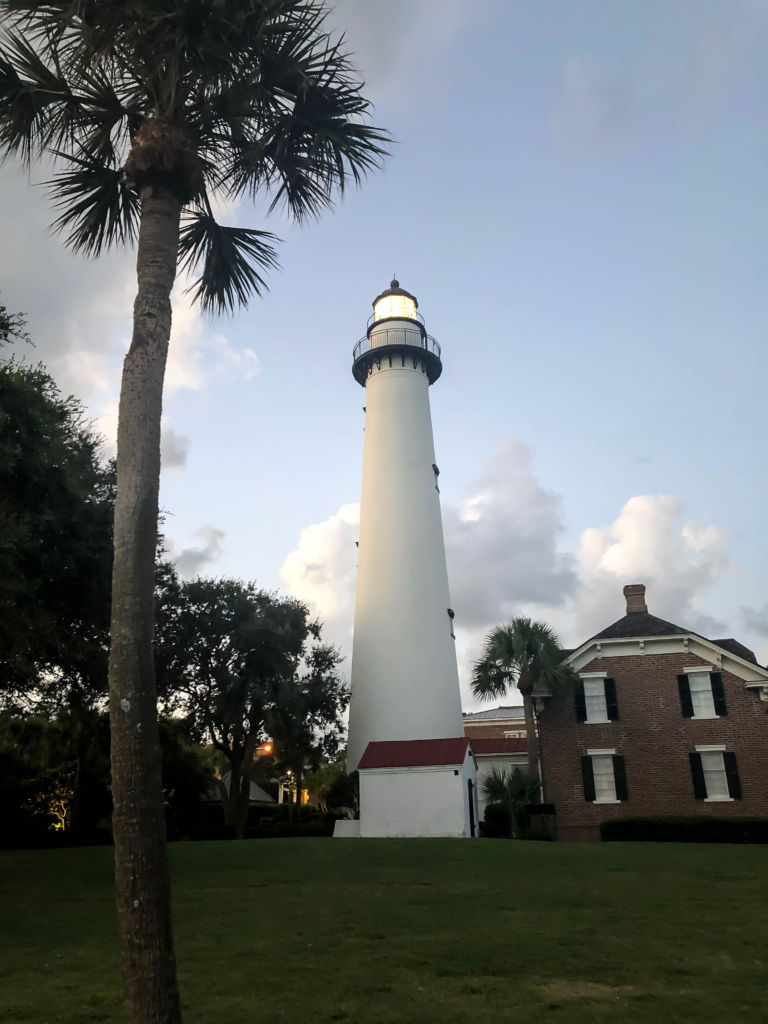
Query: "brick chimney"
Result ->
[[624, 583, 647, 614]]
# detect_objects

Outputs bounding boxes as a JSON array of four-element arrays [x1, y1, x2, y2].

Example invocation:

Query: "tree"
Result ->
[[471, 618, 579, 791], [155, 575, 340, 839], [266, 642, 348, 822], [0, 5, 387, 1018], [0, 709, 112, 846], [0, 355, 114, 710], [0, 296, 29, 346]]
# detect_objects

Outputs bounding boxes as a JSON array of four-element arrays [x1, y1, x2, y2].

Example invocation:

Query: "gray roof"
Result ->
[[587, 613, 758, 665], [463, 705, 525, 722]]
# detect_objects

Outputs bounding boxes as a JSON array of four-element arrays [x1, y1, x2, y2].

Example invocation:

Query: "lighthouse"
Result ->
[[346, 281, 464, 772]]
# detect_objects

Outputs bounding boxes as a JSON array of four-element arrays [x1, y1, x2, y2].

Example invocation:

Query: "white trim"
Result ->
[[695, 744, 726, 752], [705, 796, 734, 803], [360, 763, 463, 775], [565, 633, 768, 683], [580, 671, 608, 679], [593, 799, 621, 805], [587, 747, 616, 755], [683, 665, 715, 674]]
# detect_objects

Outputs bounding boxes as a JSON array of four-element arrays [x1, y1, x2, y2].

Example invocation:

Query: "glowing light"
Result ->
[[373, 293, 417, 322]]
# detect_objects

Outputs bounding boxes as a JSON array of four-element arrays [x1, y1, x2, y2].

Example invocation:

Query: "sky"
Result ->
[[2, 0, 768, 709]]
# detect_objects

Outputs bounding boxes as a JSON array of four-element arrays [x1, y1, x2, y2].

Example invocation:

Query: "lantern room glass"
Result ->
[[373, 293, 417, 322]]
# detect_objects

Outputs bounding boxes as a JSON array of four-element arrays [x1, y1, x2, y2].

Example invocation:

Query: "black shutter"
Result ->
[[613, 755, 628, 800], [689, 752, 706, 799], [581, 756, 595, 801], [678, 674, 693, 718], [604, 678, 619, 721], [710, 672, 727, 716], [724, 752, 741, 799], [575, 680, 587, 722]]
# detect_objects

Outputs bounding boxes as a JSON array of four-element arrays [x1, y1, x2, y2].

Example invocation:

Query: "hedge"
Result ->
[[600, 816, 768, 844]]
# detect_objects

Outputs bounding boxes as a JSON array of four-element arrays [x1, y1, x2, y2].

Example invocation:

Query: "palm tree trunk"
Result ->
[[108, 182, 182, 1024], [522, 693, 540, 791]]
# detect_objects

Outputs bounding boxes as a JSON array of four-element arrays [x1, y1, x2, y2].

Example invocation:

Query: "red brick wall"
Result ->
[[539, 652, 768, 842]]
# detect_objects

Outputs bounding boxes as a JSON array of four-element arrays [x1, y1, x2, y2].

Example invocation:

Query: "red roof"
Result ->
[[358, 737, 470, 770], [470, 737, 527, 755]]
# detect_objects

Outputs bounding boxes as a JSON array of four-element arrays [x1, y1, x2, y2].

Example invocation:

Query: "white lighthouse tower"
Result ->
[[347, 281, 464, 772]]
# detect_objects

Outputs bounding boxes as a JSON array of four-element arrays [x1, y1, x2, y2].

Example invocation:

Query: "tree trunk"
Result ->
[[294, 766, 303, 824], [521, 688, 540, 794], [108, 182, 183, 1024], [234, 771, 251, 840]]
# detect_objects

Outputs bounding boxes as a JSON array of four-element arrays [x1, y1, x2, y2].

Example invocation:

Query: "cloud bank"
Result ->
[[279, 440, 732, 701]]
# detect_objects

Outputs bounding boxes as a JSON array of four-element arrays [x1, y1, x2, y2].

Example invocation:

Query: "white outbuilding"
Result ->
[[356, 737, 479, 838]]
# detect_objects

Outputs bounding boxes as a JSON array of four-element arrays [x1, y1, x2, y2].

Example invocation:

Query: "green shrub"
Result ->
[[479, 802, 512, 838], [600, 816, 768, 844]]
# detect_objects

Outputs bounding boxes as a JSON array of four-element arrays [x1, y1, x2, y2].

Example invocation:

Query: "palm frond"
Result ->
[[178, 209, 280, 314], [47, 148, 139, 255], [471, 617, 576, 701]]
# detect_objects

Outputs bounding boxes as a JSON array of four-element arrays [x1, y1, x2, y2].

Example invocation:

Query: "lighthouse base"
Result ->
[[332, 819, 361, 838], [345, 738, 479, 839]]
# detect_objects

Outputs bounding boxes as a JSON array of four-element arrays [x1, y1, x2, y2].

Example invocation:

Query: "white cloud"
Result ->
[[572, 495, 729, 641], [161, 421, 190, 470], [741, 604, 768, 638], [278, 440, 575, 686], [170, 526, 226, 579], [327, 0, 487, 100], [279, 504, 360, 655], [278, 454, 733, 706], [550, 3, 766, 148], [444, 440, 576, 629]]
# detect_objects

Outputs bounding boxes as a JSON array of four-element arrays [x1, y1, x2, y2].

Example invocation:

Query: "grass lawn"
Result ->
[[1, 839, 766, 1023]]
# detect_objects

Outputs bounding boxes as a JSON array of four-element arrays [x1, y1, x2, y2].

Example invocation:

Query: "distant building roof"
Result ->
[[470, 737, 527, 755], [462, 705, 525, 722], [207, 773, 274, 803], [358, 737, 470, 770]]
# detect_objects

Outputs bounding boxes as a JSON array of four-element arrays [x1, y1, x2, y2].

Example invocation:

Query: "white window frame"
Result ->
[[695, 744, 734, 802], [581, 671, 609, 724], [684, 665, 719, 720], [586, 747, 620, 804]]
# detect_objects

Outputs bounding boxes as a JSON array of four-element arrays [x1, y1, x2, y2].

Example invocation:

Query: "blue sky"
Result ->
[[2, 0, 767, 704]]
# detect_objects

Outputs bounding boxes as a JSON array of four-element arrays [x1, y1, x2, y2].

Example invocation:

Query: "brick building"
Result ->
[[538, 584, 768, 841]]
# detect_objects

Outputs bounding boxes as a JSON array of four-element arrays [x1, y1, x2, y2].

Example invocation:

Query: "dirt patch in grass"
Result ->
[[537, 980, 636, 1000]]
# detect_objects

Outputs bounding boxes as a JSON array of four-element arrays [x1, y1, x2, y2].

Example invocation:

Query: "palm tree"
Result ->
[[481, 765, 538, 838], [471, 617, 578, 791], [0, 4, 387, 1021]]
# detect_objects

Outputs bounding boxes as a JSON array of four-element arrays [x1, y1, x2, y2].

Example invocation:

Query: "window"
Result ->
[[581, 750, 628, 803], [678, 669, 727, 719], [575, 675, 619, 723], [503, 729, 526, 739], [689, 747, 741, 801]]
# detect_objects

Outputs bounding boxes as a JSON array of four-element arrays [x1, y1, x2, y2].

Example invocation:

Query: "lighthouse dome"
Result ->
[[371, 279, 419, 324]]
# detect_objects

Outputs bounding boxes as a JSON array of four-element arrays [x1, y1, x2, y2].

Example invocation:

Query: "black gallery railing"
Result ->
[[353, 327, 441, 364]]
